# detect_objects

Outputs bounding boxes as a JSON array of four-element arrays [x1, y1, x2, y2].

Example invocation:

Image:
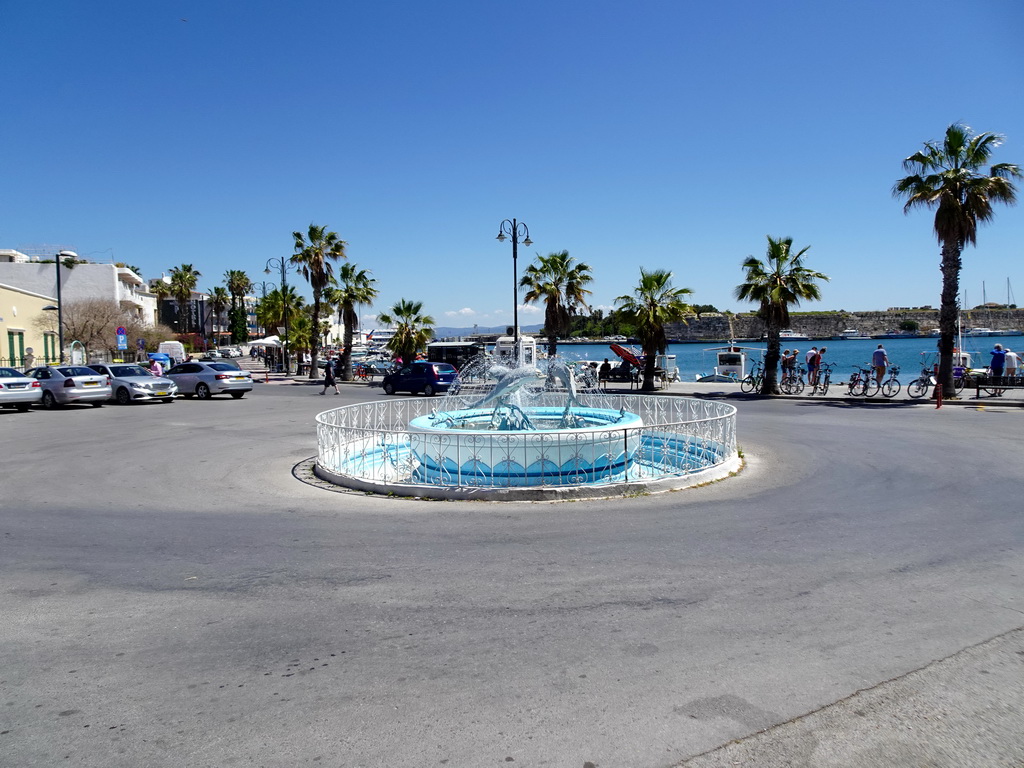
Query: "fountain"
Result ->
[[315, 353, 740, 500]]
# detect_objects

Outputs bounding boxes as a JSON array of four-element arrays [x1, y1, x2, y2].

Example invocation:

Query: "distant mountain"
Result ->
[[431, 324, 544, 339]]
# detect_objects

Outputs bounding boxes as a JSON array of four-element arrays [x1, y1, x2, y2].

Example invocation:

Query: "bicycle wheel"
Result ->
[[819, 375, 831, 395], [848, 377, 865, 397], [792, 377, 805, 395], [862, 379, 880, 397], [740, 375, 756, 394], [881, 379, 901, 398], [907, 378, 929, 399]]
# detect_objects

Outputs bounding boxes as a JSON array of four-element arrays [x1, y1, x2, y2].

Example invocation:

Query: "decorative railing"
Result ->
[[316, 393, 737, 492]]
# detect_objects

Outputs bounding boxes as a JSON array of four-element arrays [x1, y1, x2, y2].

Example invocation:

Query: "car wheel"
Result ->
[[92, 402, 104, 408], [41, 390, 57, 409], [383, 382, 395, 395], [423, 383, 435, 397], [196, 383, 211, 399], [116, 387, 132, 405], [230, 392, 245, 399]]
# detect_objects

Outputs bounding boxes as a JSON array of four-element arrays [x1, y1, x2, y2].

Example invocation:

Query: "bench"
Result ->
[[972, 374, 1024, 397]]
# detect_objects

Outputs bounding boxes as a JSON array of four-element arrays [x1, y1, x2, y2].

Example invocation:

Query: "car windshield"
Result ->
[[0, 367, 22, 377], [208, 363, 237, 371], [110, 365, 150, 377], [58, 367, 99, 377]]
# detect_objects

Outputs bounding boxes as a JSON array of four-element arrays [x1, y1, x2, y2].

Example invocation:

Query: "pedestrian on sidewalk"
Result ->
[[320, 356, 339, 395]]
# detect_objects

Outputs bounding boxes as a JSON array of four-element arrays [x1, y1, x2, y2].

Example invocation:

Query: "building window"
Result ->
[[7, 330, 25, 367]]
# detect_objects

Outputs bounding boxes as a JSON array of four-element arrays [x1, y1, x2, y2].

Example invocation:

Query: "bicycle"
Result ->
[[739, 362, 764, 394], [809, 362, 835, 395], [879, 365, 901, 398], [780, 365, 805, 395], [907, 357, 969, 399], [847, 365, 879, 397]]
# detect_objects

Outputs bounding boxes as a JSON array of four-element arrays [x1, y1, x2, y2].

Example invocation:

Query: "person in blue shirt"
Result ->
[[990, 344, 1007, 381]]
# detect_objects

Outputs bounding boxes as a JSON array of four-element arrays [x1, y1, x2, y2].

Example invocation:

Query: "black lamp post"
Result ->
[[53, 250, 77, 363], [495, 219, 532, 357], [265, 257, 294, 374]]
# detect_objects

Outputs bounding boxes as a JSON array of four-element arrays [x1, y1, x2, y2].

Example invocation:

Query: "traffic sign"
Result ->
[[116, 326, 127, 336]]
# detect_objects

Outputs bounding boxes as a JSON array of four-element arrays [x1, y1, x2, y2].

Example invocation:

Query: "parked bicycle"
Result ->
[[780, 365, 805, 395], [907, 356, 969, 399], [809, 362, 835, 396], [879, 365, 901, 398], [847, 365, 879, 397], [739, 362, 764, 393]]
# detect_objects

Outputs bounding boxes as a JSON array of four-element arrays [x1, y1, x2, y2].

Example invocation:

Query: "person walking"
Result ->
[[871, 344, 889, 384], [320, 356, 339, 395], [1004, 348, 1020, 379]]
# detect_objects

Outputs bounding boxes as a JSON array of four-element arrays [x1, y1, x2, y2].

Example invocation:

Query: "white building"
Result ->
[[0, 250, 156, 327]]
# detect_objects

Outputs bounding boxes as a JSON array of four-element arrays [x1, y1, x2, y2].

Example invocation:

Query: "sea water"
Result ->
[[553, 335, 1022, 380]]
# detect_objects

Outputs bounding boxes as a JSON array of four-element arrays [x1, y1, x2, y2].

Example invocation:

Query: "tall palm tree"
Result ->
[[224, 269, 253, 344], [207, 286, 230, 339], [256, 286, 303, 344], [735, 236, 829, 395], [520, 250, 593, 358], [893, 123, 1020, 398], [150, 279, 172, 326], [327, 263, 379, 381], [169, 264, 201, 333], [615, 269, 693, 391], [292, 224, 347, 379], [377, 299, 434, 365]]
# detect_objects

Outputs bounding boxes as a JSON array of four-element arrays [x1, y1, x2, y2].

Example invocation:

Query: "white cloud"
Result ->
[[444, 307, 477, 318], [518, 303, 542, 316]]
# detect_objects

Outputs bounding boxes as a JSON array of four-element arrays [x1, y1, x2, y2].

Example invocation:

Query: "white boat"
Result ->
[[777, 329, 810, 341], [696, 344, 756, 382], [834, 329, 871, 340], [965, 327, 998, 337]]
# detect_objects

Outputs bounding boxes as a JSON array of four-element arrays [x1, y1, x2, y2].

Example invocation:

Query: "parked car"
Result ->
[[198, 355, 241, 369], [24, 365, 112, 408], [0, 367, 43, 411], [218, 346, 243, 358], [381, 361, 458, 396], [88, 363, 178, 404], [165, 361, 253, 399]]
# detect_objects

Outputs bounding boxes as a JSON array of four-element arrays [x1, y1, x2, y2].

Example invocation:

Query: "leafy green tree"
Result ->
[[894, 123, 1020, 397], [224, 270, 253, 343], [378, 298, 434, 365], [292, 224, 347, 379], [169, 264, 201, 333], [519, 250, 593, 358], [615, 269, 693, 391], [326, 263, 379, 381], [735, 236, 828, 395]]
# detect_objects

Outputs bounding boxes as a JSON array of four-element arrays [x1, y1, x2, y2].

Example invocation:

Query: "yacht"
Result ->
[[777, 329, 810, 341], [833, 329, 871, 340]]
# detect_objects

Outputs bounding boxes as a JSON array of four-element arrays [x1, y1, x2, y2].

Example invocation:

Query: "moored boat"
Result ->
[[833, 329, 871, 340]]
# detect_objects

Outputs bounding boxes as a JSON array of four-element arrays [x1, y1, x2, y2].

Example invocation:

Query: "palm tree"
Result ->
[[256, 285, 303, 344], [224, 269, 253, 344], [169, 264, 201, 333], [615, 269, 693, 391], [520, 250, 593, 358], [208, 286, 230, 340], [327, 263, 378, 381], [735, 236, 829, 395], [150, 279, 172, 326], [893, 123, 1021, 398], [292, 224, 347, 379], [377, 299, 434, 365]]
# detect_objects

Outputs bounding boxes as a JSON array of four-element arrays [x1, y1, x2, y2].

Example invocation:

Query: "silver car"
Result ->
[[25, 365, 112, 408], [0, 367, 43, 412], [88, 363, 179, 405], [165, 361, 253, 399]]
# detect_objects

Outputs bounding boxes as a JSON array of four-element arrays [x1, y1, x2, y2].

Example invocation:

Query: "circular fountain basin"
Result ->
[[408, 406, 644, 487]]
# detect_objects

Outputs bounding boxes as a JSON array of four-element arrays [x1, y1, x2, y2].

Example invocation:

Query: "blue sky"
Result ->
[[4, 0, 1023, 329]]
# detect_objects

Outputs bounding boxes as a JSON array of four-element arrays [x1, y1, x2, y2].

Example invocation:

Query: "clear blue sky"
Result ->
[[4, 0, 1023, 329]]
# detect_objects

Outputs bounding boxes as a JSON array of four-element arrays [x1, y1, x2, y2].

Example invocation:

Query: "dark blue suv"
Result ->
[[381, 361, 458, 396]]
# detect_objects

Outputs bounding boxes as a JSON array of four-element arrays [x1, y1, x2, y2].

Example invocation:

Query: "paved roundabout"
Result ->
[[2, 380, 1021, 766]]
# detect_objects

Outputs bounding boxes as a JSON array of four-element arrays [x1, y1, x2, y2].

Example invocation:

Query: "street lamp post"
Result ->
[[53, 250, 77, 364], [495, 219, 532, 360], [265, 257, 294, 374]]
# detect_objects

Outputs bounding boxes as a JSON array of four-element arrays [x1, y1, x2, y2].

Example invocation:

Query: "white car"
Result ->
[[88, 363, 178, 405], [24, 365, 112, 408], [165, 361, 253, 399], [0, 367, 43, 412]]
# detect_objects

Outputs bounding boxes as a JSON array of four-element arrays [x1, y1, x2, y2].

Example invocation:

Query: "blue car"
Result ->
[[381, 361, 458, 396]]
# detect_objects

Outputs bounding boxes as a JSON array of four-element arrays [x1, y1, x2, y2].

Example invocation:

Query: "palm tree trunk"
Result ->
[[936, 240, 963, 399], [309, 294, 322, 379], [340, 307, 355, 381], [760, 328, 782, 395]]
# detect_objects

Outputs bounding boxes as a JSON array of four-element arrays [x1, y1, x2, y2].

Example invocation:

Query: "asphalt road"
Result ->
[[2, 381, 1022, 767]]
